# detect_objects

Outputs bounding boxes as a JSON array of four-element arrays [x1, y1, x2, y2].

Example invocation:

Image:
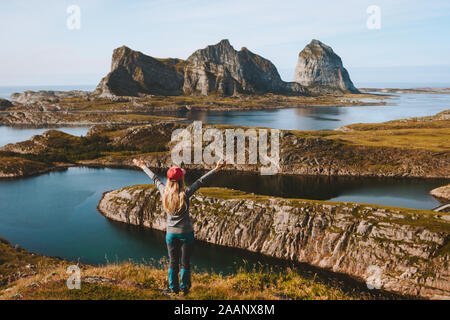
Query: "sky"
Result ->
[[0, 0, 449, 87]]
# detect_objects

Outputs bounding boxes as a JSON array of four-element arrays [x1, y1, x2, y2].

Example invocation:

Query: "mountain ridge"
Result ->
[[94, 39, 359, 97]]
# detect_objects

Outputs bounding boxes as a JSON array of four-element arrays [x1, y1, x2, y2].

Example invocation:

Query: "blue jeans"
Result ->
[[166, 232, 194, 291]]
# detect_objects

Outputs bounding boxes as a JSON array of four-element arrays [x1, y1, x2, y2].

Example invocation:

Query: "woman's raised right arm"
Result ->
[[133, 159, 165, 195]]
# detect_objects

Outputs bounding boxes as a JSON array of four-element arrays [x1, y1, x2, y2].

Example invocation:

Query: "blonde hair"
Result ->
[[162, 178, 187, 215]]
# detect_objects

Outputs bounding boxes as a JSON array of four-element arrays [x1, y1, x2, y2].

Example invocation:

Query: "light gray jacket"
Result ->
[[142, 166, 216, 234]]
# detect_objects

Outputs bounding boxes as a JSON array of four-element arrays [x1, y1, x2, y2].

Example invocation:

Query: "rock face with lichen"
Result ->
[[98, 185, 450, 299], [294, 40, 359, 93], [94, 40, 307, 97]]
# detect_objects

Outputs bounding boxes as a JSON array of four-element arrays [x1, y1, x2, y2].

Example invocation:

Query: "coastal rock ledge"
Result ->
[[98, 185, 450, 299]]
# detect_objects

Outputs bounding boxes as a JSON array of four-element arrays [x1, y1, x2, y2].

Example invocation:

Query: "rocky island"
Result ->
[[294, 40, 359, 94], [95, 39, 307, 97]]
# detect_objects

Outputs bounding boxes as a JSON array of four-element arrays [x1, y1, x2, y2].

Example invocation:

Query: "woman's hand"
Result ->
[[214, 159, 227, 172], [133, 158, 146, 169]]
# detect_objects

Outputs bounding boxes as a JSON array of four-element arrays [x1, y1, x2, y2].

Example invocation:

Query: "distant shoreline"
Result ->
[[2, 84, 450, 99], [359, 87, 450, 94]]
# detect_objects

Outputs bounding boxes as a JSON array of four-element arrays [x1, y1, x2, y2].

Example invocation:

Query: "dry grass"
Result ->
[[328, 128, 450, 152], [0, 238, 359, 300], [290, 122, 450, 152], [1, 261, 356, 300]]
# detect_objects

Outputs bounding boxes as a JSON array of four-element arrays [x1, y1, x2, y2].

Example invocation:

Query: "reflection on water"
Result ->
[[165, 93, 450, 130], [0, 167, 446, 271], [186, 170, 447, 210]]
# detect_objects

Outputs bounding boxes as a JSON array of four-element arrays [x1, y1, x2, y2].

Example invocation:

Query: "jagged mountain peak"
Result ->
[[294, 40, 359, 93]]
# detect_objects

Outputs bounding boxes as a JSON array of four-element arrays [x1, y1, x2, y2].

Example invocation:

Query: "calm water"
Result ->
[[174, 93, 450, 130], [0, 126, 90, 147], [207, 171, 446, 210], [0, 167, 446, 271], [2, 85, 449, 131]]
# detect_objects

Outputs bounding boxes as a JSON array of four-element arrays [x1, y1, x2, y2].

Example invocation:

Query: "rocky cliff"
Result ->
[[98, 185, 450, 299], [95, 40, 307, 97], [294, 40, 359, 93], [94, 46, 186, 98], [183, 39, 306, 95]]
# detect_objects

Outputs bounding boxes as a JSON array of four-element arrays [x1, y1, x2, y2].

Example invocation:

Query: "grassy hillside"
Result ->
[[0, 238, 401, 300]]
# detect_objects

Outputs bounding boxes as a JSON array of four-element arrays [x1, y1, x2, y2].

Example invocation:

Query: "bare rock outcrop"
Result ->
[[184, 39, 307, 95], [94, 40, 308, 97], [98, 185, 450, 299], [294, 40, 359, 93], [10, 90, 90, 104], [94, 46, 185, 98], [430, 184, 450, 203]]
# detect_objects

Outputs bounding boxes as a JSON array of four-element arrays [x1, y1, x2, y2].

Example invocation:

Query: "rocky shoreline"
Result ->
[[0, 91, 386, 128], [360, 88, 450, 94], [430, 185, 450, 203], [98, 185, 450, 299]]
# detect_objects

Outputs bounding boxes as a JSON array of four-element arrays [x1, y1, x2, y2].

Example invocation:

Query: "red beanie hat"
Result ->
[[167, 166, 186, 181]]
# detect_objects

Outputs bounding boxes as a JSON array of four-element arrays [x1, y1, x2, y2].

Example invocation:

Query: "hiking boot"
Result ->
[[182, 288, 190, 296], [162, 288, 179, 296], [171, 288, 180, 295]]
